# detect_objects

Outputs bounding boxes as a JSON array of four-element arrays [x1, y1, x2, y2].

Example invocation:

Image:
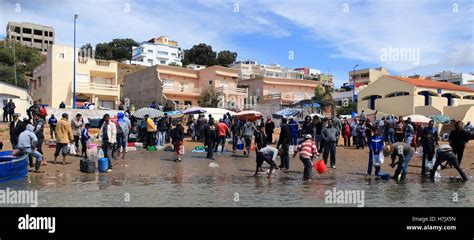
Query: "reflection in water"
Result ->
[[0, 165, 472, 207]]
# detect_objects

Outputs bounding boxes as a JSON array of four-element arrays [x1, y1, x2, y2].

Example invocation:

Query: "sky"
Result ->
[[0, 0, 473, 87]]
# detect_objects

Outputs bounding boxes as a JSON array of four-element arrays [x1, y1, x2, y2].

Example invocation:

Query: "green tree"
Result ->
[[0, 41, 44, 88], [312, 85, 336, 117], [168, 62, 182, 67], [216, 50, 237, 66], [199, 88, 221, 107], [182, 43, 217, 66], [95, 38, 138, 61]]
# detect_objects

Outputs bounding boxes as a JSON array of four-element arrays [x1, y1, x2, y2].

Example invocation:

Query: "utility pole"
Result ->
[[9, 26, 18, 86]]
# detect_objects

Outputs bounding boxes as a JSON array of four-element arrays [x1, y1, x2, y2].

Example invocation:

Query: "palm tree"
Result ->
[[312, 85, 336, 117]]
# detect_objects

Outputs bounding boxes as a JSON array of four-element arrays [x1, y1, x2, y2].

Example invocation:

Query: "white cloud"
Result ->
[[260, 0, 474, 73]]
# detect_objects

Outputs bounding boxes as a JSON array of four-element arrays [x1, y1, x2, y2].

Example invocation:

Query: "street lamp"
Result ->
[[73, 14, 78, 109], [352, 64, 359, 117]]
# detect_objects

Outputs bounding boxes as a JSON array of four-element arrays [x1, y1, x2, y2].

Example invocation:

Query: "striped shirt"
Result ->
[[295, 140, 318, 159]]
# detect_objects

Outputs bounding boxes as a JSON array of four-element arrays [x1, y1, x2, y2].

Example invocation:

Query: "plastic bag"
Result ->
[[69, 143, 77, 155], [97, 148, 104, 158], [289, 145, 294, 155], [417, 146, 423, 159], [209, 162, 219, 168]]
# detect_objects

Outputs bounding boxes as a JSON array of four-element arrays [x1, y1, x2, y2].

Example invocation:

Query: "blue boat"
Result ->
[[0, 151, 29, 182]]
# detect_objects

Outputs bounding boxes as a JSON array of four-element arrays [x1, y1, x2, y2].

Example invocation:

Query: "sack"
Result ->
[[68, 143, 76, 155], [289, 145, 294, 155], [97, 148, 104, 158]]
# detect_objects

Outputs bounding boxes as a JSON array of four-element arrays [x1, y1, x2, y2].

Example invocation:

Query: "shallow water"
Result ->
[[0, 154, 472, 207]]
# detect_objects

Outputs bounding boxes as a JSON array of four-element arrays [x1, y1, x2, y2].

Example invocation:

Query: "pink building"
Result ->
[[124, 65, 247, 110], [239, 77, 321, 106]]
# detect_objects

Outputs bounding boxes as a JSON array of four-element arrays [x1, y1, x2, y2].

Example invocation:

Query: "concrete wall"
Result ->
[[443, 105, 474, 123], [414, 105, 443, 116], [123, 66, 159, 109], [46, 108, 121, 123]]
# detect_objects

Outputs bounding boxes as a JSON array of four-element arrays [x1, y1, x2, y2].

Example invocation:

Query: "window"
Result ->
[[463, 96, 474, 100], [361, 73, 369, 78], [59, 53, 65, 58], [34, 29, 42, 35], [22, 28, 32, 34], [34, 39, 42, 43], [386, 92, 409, 98], [163, 80, 174, 88], [160, 60, 166, 64], [147, 59, 153, 65], [38, 77, 42, 87], [14, 27, 20, 33], [49, 32, 53, 37], [208, 80, 213, 85], [23, 37, 31, 42], [157, 51, 168, 56], [49, 41, 53, 44], [147, 50, 153, 54], [184, 101, 192, 106], [452, 81, 461, 85], [44, 31, 49, 36], [171, 53, 177, 57]]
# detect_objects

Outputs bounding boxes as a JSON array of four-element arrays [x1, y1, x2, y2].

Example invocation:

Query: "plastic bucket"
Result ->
[[88, 144, 98, 151], [98, 158, 109, 172], [236, 143, 244, 150], [313, 159, 327, 174]]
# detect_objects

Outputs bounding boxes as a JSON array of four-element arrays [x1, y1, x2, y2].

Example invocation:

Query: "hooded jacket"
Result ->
[[17, 124, 38, 149]]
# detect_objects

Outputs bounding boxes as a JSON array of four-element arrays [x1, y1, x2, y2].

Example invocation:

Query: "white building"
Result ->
[[131, 36, 183, 67], [1, 81, 33, 120], [230, 60, 304, 80], [431, 71, 474, 89]]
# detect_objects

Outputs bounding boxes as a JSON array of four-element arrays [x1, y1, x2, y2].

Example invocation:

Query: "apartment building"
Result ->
[[131, 36, 183, 67], [239, 77, 321, 106], [124, 65, 248, 111], [6, 21, 55, 53], [348, 67, 390, 91], [431, 71, 474, 89], [31, 44, 119, 109], [230, 60, 305, 80]]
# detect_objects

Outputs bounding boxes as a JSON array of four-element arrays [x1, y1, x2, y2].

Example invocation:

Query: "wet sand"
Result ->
[[0, 123, 472, 207]]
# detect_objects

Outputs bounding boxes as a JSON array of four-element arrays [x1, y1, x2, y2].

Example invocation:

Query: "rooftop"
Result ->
[[389, 76, 474, 93]]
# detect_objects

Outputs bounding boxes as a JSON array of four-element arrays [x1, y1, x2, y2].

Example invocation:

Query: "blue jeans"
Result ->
[[232, 135, 239, 151], [388, 128, 395, 144], [367, 150, 381, 175], [20, 148, 42, 171], [158, 131, 166, 146], [291, 134, 298, 145], [405, 135, 413, 145], [117, 133, 128, 149]]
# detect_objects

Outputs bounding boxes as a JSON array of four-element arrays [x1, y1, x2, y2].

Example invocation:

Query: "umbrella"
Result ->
[[132, 107, 164, 119], [303, 102, 321, 108], [202, 108, 236, 119], [429, 115, 450, 124], [273, 108, 301, 119], [403, 114, 431, 123], [182, 107, 206, 114], [164, 110, 184, 118], [233, 110, 263, 121]]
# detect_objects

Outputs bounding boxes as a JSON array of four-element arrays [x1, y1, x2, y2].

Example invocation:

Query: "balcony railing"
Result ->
[[162, 85, 201, 94], [262, 92, 309, 101], [215, 86, 248, 95], [75, 82, 119, 93]]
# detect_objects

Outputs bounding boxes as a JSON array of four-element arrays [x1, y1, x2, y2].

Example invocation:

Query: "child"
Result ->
[[368, 134, 384, 177], [293, 134, 318, 181], [81, 123, 91, 158]]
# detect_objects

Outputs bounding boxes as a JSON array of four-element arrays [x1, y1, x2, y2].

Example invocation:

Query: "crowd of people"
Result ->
[[1, 100, 471, 182]]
